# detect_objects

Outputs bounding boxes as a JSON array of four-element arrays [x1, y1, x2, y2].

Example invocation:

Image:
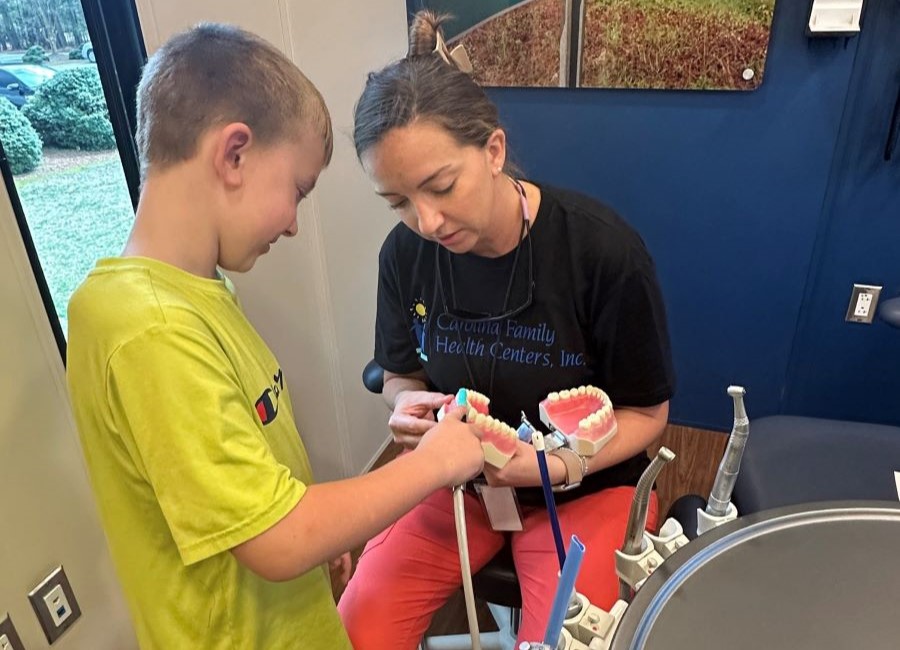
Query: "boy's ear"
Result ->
[[214, 122, 253, 188]]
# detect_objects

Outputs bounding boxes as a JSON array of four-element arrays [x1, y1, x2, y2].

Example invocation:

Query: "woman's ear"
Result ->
[[485, 128, 507, 176], [214, 122, 253, 188]]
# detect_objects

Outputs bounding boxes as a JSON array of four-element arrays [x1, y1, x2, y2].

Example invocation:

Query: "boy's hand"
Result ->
[[388, 390, 454, 449], [416, 405, 484, 486]]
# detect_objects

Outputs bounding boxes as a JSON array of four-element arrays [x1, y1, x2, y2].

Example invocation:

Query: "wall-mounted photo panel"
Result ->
[[419, 0, 778, 90]]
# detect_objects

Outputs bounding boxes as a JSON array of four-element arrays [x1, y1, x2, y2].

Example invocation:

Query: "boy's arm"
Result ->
[[231, 408, 481, 581]]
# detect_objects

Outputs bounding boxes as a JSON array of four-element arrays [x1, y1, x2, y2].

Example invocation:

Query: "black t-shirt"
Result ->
[[375, 183, 676, 504]]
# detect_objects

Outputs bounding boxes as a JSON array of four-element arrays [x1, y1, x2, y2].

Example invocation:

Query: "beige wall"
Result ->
[[0, 187, 136, 647], [135, 0, 405, 479], [0, 3, 404, 646]]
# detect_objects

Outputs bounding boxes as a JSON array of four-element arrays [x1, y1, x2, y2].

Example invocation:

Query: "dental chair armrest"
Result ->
[[878, 296, 900, 328], [665, 494, 707, 541], [362, 359, 385, 394]]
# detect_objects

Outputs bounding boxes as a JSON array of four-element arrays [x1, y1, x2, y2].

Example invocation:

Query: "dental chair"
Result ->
[[362, 359, 522, 650], [669, 411, 900, 534], [729, 414, 900, 514]]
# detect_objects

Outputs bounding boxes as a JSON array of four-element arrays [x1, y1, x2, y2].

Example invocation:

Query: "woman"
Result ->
[[339, 10, 676, 647]]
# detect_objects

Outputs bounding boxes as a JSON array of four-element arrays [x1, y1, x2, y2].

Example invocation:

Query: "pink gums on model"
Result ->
[[539, 385, 617, 456], [468, 409, 518, 468], [437, 388, 515, 468]]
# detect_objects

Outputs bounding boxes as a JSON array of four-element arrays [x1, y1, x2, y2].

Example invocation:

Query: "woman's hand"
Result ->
[[328, 551, 352, 592], [388, 390, 454, 449], [482, 439, 565, 488]]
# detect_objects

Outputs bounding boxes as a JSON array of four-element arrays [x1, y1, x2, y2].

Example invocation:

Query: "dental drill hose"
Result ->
[[706, 386, 749, 517], [453, 484, 482, 650], [619, 447, 675, 600]]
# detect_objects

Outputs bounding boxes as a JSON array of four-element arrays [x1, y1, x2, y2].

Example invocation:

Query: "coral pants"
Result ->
[[338, 485, 657, 649]]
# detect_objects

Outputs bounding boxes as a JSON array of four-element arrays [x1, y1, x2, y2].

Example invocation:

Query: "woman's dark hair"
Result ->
[[353, 11, 503, 160]]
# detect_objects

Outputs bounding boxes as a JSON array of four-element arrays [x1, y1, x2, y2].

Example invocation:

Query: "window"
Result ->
[[0, 0, 144, 353]]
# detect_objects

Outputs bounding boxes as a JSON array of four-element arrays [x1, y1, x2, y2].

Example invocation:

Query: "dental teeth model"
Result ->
[[437, 387, 490, 420], [437, 388, 517, 468], [467, 408, 519, 469], [539, 386, 617, 456]]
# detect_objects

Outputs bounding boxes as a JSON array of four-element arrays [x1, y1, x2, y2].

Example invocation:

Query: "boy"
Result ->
[[66, 23, 483, 648]]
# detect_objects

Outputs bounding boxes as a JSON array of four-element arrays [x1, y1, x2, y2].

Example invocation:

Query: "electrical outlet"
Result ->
[[0, 615, 25, 650], [28, 566, 81, 644], [845, 284, 882, 324]]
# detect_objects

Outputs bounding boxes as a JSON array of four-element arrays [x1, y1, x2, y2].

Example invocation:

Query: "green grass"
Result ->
[[15, 154, 133, 334], [581, 0, 775, 89], [598, 0, 775, 16]]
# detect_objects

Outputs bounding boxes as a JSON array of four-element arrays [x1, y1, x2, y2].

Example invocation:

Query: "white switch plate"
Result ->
[[845, 284, 882, 324], [43, 584, 72, 626]]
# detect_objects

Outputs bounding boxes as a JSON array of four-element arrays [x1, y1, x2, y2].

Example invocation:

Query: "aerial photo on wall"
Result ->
[[417, 0, 778, 91]]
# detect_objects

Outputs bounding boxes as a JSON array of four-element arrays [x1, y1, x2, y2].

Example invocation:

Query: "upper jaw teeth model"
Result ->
[[438, 385, 618, 467], [438, 388, 518, 468]]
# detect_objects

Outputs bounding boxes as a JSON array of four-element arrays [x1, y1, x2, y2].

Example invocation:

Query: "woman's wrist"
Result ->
[[545, 453, 568, 487]]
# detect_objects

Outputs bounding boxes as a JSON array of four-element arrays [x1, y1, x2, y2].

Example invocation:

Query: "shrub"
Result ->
[[0, 97, 43, 174], [22, 45, 50, 64], [22, 67, 115, 150]]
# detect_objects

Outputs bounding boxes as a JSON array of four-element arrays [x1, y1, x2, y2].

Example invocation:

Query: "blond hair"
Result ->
[[136, 23, 332, 177]]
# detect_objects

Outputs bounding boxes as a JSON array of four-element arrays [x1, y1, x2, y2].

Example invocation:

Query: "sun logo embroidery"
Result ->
[[410, 298, 429, 362], [255, 369, 284, 425]]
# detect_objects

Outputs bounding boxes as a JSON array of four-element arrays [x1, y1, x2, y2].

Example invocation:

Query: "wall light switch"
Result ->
[[0, 615, 25, 650], [845, 284, 882, 324], [28, 566, 81, 644]]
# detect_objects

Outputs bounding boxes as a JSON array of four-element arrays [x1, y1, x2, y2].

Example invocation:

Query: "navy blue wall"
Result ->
[[785, 0, 900, 425], [406, 1, 900, 430]]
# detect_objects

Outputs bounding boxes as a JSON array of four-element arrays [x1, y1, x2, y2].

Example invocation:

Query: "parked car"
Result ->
[[81, 42, 96, 63], [0, 64, 56, 109]]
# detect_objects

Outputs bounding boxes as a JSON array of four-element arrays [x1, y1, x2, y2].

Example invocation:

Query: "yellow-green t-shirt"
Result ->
[[66, 257, 351, 649]]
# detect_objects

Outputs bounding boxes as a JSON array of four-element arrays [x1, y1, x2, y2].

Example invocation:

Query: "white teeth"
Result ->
[[561, 389, 572, 399], [549, 392, 560, 402], [468, 407, 477, 421], [578, 386, 586, 395], [579, 419, 590, 431], [475, 413, 487, 426]]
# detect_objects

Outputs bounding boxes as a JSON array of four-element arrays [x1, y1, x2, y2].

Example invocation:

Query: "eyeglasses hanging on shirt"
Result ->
[[435, 178, 534, 324], [434, 177, 535, 395]]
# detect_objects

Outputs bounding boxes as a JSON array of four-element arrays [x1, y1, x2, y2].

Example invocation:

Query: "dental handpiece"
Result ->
[[622, 446, 675, 556], [706, 386, 749, 517]]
